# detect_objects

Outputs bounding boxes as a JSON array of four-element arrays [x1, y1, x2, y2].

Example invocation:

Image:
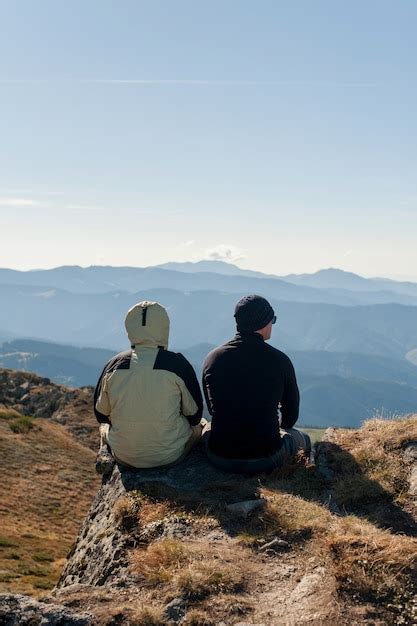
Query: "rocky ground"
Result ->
[[0, 416, 415, 625], [0, 368, 416, 624]]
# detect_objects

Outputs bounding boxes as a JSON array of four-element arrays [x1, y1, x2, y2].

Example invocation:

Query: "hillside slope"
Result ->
[[0, 411, 98, 596], [2, 415, 413, 625]]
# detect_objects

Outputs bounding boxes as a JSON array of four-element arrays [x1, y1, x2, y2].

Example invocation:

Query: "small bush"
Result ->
[[9, 415, 34, 434]]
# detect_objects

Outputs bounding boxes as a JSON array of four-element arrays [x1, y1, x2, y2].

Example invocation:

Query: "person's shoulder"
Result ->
[[154, 348, 194, 373], [264, 343, 293, 365], [203, 340, 234, 367], [105, 349, 132, 372]]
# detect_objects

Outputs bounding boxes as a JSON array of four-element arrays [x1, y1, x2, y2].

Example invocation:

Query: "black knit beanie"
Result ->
[[234, 295, 275, 332]]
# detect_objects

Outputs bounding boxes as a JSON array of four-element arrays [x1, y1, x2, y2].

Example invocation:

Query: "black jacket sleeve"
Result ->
[[280, 357, 300, 429], [154, 349, 204, 426], [93, 362, 111, 424], [177, 354, 204, 426], [93, 350, 133, 424]]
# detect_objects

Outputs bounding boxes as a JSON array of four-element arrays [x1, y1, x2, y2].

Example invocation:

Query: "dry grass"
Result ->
[[331, 415, 417, 497], [131, 539, 248, 600], [261, 492, 331, 536], [182, 609, 216, 625], [177, 559, 245, 597], [130, 605, 167, 625], [324, 515, 416, 608], [0, 416, 98, 596], [0, 407, 24, 420], [138, 499, 173, 526], [132, 538, 188, 584]]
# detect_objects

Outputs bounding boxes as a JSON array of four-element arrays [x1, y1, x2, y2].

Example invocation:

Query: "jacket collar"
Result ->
[[234, 331, 264, 343]]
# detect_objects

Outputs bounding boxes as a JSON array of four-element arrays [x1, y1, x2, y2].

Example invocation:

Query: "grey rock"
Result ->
[[409, 465, 417, 497], [289, 567, 327, 604], [225, 499, 266, 518], [258, 537, 290, 552], [404, 442, 417, 463], [163, 597, 186, 623], [0, 593, 93, 625], [314, 442, 335, 480]]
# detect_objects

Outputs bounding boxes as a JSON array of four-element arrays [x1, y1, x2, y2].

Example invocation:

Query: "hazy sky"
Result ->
[[1, 1, 416, 278]]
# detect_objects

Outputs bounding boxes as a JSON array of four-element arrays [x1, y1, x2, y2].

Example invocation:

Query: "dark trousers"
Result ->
[[206, 428, 311, 475]]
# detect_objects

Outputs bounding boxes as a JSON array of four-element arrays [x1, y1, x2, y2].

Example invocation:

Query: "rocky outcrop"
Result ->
[[0, 593, 93, 625], [0, 368, 97, 449], [0, 368, 80, 417], [58, 443, 256, 589]]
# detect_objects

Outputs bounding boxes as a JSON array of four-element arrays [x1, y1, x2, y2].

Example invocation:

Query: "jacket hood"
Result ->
[[125, 301, 170, 349]]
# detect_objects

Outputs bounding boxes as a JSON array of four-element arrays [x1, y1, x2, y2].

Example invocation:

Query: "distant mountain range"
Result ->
[[1, 285, 417, 358], [1, 338, 416, 428], [2, 264, 417, 305], [1, 261, 416, 427]]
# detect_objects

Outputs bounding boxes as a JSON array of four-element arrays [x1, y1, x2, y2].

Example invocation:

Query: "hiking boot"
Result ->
[[95, 445, 115, 476]]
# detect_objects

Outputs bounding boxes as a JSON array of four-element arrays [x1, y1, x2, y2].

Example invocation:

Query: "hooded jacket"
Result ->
[[94, 301, 203, 468]]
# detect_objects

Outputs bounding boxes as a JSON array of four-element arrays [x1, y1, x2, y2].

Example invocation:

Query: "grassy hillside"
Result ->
[[0, 409, 98, 596]]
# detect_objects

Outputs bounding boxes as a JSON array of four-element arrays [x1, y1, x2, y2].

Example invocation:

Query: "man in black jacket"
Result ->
[[202, 294, 310, 474]]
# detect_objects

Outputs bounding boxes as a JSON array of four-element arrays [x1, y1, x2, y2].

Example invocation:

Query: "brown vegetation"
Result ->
[[0, 368, 415, 624], [103, 415, 417, 625], [0, 411, 98, 596]]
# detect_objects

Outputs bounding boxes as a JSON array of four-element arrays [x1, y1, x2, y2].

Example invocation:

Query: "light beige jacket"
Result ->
[[94, 301, 203, 468]]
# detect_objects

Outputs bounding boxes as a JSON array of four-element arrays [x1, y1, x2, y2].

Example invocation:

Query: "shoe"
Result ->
[[95, 445, 115, 476]]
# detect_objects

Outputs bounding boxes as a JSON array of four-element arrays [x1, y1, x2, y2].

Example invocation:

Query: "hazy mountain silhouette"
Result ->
[[1, 286, 417, 359], [282, 267, 417, 298], [2, 264, 417, 305], [157, 260, 277, 279]]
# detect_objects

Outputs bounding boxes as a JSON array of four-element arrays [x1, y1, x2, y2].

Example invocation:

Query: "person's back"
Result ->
[[203, 295, 310, 474], [95, 301, 203, 469]]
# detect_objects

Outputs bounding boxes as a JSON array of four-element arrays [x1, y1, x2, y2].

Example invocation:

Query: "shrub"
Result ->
[[9, 415, 34, 434]]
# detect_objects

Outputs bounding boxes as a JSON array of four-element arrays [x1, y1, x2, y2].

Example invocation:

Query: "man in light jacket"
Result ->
[[94, 300, 203, 471]]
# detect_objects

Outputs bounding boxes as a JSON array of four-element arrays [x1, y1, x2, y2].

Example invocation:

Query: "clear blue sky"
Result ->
[[0, 1, 416, 278]]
